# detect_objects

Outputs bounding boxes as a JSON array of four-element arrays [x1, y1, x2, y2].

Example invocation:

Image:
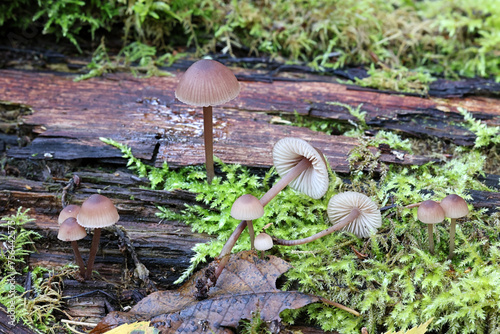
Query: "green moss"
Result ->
[[102, 133, 500, 333]]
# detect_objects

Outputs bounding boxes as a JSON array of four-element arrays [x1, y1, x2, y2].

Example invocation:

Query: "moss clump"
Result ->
[[102, 124, 500, 333]]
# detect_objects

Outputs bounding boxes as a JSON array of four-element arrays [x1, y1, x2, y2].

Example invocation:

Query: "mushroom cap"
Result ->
[[77, 194, 119, 228], [440, 194, 469, 219], [175, 59, 240, 107], [231, 194, 265, 221], [254, 233, 273, 251], [417, 200, 445, 224], [327, 191, 382, 238], [58, 205, 81, 225], [58, 217, 87, 242], [272, 137, 329, 199]]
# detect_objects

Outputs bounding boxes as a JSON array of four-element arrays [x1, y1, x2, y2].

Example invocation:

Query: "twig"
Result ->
[[61, 319, 97, 328], [61, 175, 80, 208]]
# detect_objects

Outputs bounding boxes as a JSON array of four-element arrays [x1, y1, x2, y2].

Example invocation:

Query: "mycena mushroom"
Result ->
[[273, 192, 382, 246], [58, 217, 87, 277], [417, 200, 445, 254], [230, 194, 264, 250], [77, 194, 119, 279], [439, 194, 469, 259], [175, 59, 240, 184]]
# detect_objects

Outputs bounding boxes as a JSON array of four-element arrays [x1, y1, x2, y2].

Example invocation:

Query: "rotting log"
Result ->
[[1, 69, 499, 173]]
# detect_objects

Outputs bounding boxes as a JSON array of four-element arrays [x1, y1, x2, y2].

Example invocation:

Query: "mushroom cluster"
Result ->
[[57, 194, 119, 279], [415, 194, 469, 258]]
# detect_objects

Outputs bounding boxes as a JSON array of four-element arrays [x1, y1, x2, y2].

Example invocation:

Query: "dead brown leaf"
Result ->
[[91, 251, 343, 333]]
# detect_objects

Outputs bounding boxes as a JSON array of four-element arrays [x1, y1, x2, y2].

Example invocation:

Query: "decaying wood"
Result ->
[[1, 69, 499, 174], [0, 304, 36, 334]]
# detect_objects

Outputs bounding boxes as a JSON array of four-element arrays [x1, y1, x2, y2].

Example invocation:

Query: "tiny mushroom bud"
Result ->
[[417, 200, 445, 254], [58, 217, 87, 277], [77, 194, 119, 279], [274, 192, 382, 246], [440, 194, 469, 259], [231, 194, 264, 250], [175, 59, 240, 184], [254, 232, 273, 259], [259, 137, 329, 207], [58, 204, 80, 225]]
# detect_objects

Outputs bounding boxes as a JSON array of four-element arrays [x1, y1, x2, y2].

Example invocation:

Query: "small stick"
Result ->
[[61, 319, 97, 328], [319, 297, 360, 316]]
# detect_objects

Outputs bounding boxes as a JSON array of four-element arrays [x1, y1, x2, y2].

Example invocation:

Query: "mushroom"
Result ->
[[77, 194, 119, 279], [417, 200, 445, 254], [175, 59, 240, 184], [259, 137, 329, 207], [58, 204, 80, 225], [254, 232, 273, 259], [58, 217, 87, 277], [230, 194, 264, 250], [274, 191, 381, 246], [439, 194, 469, 259]]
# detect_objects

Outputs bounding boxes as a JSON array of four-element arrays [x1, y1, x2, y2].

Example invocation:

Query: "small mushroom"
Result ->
[[259, 137, 329, 207], [58, 217, 87, 277], [417, 200, 445, 254], [230, 194, 264, 250], [77, 194, 119, 279], [254, 233, 273, 259], [175, 59, 240, 184], [274, 192, 382, 246], [58, 204, 80, 225], [439, 194, 469, 259]]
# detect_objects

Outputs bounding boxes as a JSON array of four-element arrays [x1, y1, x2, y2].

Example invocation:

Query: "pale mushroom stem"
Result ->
[[247, 220, 255, 250], [259, 157, 312, 207], [71, 241, 86, 277], [85, 228, 101, 279], [273, 208, 361, 246], [203, 106, 215, 184], [427, 224, 434, 254], [448, 218, 457, 259]]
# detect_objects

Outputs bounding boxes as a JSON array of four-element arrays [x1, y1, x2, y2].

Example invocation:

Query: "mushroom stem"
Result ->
[[427, 224, 434, 254], [247, 220, 255, 250], [273, 208, 361, 246], [448, 218, 457, 259], [260, 157, 312, 207], [203, 105, 215, 184], [85, 228, 101, 279], [71, 240, 86, 277]]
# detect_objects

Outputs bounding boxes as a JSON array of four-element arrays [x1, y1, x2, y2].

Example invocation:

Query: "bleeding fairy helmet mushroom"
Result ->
[[327, 192, 382, 238], [58, 204, 80, 225], [417, 200, 445, 254], [259, 137, 329, 207], [231, 194, 264, 250], [273, 191, 381, 246], [58, 217, 87, 277], [439, 194, 469, 259], [175, 59, 240, 184], [77, 194, 119, 279]]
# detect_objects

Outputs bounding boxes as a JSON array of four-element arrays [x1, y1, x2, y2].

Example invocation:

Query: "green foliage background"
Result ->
[[2, 0, 500, 87]]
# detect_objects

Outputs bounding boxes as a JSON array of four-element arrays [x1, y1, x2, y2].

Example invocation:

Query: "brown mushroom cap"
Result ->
[[254, 233, 273, 251], [58, 205, 81, 225], [58, 217, 87, 242], [417, 200, 445, 224], [272, 137, 329, 199], [77, 194, 119, 228], [231, 194, 265, 221], [327, 192, 382, 238], [440, 194, 469, 219], [175, 59, 240, 107]]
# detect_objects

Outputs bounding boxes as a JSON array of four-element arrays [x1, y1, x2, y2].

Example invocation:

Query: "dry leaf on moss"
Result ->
[[91, 251, 357, 334], [384, 318, 433, 334]]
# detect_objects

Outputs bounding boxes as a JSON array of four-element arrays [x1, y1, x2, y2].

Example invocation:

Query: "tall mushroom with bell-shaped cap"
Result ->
[[439, 194, 469, 259], [230, 194, 264, 250], [417, 200, 445, 254], [58, 217, 87, 277], [58, 204, 80, 225], [175, 59, 240, 184], [260, 137, 329, 207], [274, 191, 382, 246], [77, 194, 119, 279]]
